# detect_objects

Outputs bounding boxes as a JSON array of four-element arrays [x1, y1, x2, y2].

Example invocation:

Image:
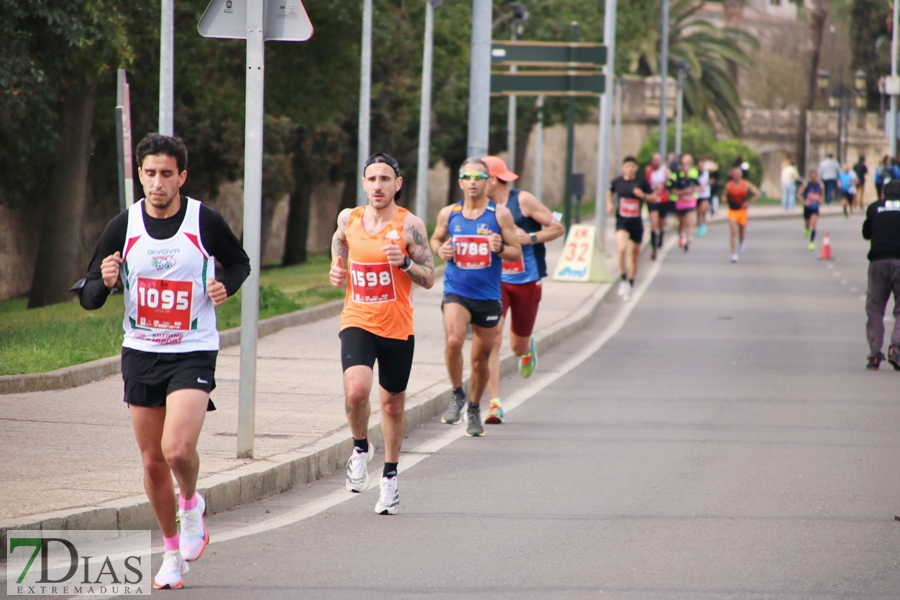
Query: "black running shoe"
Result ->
[[888, 346, 900, 371], [867, 355, 882, 370]]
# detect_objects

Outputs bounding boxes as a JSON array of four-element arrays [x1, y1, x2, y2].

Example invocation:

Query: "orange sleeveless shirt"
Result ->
[[339, 206, 414, 340], [725, 180, 749, 210]]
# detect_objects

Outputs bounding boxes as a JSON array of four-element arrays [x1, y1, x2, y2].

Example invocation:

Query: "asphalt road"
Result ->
[[150, 214, 900, 599]]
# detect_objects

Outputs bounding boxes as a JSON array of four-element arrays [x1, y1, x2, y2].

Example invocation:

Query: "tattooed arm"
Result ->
[[329, 209, 351, 287], [402, 214, 435, 289]]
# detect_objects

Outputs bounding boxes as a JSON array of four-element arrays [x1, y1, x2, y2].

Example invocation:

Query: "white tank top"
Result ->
[[121, 198, 219, 353], [649, 165, 668, 188]]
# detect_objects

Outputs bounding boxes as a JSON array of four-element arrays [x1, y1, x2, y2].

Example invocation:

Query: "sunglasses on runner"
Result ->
[[459, 172, 489, 181]]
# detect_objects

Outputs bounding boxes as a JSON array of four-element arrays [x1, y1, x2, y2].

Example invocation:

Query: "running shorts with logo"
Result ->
[[339, 206, 416, 389], [122, 348, 217, 410], [339, 327, 415, 394], [500, 190, 546, 338], [802, 181, 822, 220], [443, 200, 504, 329]]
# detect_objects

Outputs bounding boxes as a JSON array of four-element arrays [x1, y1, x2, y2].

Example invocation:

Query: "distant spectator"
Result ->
[[818, 153, 841, 204], [853, 155, 868, 211], [874, 155, 890, 199], [861, 179, 900, 370], [780, 156, 799, 211]]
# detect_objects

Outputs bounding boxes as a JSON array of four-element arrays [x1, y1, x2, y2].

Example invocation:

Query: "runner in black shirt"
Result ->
[[607, 156, 656, 301], [853, 155, 868, 211]]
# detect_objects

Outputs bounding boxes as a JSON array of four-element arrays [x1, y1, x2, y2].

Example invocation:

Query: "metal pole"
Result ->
[[159, 0, 174, 135], [356, 0, 373, 206], [804, 111, 811, 177], [467, 0, 492, 157], [563, 22, 578, 234], [658, 0, 669, 157], [237, 0, 266, 459], [535, 95, 544, 201], [595, 0, 617, 245], [415, 0, 436, 221], [675, 67, 684, 155], [614, 76, 623, 169], [508, 26, 517, 171], [892, 0, 899, 159]]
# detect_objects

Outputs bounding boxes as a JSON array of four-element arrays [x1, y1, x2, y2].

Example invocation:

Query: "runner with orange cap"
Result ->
[[329, 153, 435, 514], [482, 156, 564, 424]]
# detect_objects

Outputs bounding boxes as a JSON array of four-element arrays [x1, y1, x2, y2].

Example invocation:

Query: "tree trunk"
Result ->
[[796, 1, 829, 176], [282, 150, 312, 266], [28, 81, 97, 308]]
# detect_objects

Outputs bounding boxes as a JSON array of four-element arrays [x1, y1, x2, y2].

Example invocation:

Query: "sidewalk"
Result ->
[[0, 201, 844, 553]]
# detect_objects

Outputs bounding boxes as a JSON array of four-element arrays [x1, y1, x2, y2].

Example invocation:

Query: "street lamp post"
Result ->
[[357, 0, 373, 206], [507, 4, 529, 173], [658, 0, 670, 157], [415, 0, 441, 222]]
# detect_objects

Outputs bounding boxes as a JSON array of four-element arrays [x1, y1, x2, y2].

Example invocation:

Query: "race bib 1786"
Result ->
[[453, 235, 491, 270]]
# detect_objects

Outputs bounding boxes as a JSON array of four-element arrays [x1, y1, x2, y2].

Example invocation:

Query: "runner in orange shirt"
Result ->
[[724, 166, 761, 263], [329, 153, 435, 514]]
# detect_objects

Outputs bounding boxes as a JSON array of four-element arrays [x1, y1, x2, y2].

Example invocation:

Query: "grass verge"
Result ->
[[0, 253, 343, 376]]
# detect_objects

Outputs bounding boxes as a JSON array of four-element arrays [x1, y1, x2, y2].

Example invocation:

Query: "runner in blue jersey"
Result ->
[[430, 157, 521, 437], [797, 170, 823, 251], [482, 156, 564, 424]]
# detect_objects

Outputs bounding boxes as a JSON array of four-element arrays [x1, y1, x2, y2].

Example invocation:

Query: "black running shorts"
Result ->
[[121, 348, 217, 410], [339, 327, 415, 394], [648, 202, 673, 217], [616, 219, 644, 244], [803, 206, 820, 220], [441, 293, 502, 329]]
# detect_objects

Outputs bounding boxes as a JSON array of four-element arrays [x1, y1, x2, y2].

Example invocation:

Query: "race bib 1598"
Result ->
[[349, 261, 396, 303], [136, 277, 193, 331], [453, 235, 491, 270]]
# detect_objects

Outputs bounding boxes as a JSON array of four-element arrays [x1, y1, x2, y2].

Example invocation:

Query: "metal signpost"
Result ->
[[659, 0, 670, 157], [594, 0, 617, 251], [491, 37, 607, 234], [467, 0, 492, 158], [198, 0, 313, 459], [160, 0, 175, 136], [415, 0, 441, 222], [115, 69, 134, 213], [357, 0, 372, 206]]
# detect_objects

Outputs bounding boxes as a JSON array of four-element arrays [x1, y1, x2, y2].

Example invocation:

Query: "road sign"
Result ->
[[491, 42, 606, 68], [198, 0, 313, 41], [552, 224, 611, 283], [491, 71, 605, 96]]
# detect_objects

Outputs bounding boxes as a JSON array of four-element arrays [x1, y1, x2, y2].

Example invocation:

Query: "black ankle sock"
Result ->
[[651, 231, 658, 248], [383, 463, 398, 479], [658, 231, 665, 246], [453, 386, 465, 398], [620, 273, 627, 281], [810, 229, 816, 242], [353, 438, 368, 453], [629, 279, 634, 286]]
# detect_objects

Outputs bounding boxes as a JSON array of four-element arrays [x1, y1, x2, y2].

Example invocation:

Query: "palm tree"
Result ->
[[621, 0, 759, 136]]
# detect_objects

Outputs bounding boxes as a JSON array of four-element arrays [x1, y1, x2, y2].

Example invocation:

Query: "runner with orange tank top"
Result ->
[[724, 166, 761, 263], [329, 153, 435, 515]]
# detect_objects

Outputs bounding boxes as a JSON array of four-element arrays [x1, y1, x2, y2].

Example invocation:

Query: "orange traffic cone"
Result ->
[[820, 232, 833, 260]]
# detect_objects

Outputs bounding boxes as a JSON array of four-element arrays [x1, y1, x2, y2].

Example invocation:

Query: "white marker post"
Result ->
[[198, 0, 313, 459]]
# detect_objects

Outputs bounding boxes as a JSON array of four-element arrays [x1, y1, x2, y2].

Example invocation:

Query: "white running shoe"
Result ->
[[738, 241, 745, 253], [731, 254, 739, 263], [345, 443, 375, 493], [153, 550, 189, 590], [375, 476, 400, 515], [617, 280, 629, 296], [179, 494, 209, 562], [622, 282, 632, 302]]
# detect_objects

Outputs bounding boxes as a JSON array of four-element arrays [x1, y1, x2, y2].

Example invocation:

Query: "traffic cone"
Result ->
[[820, 232, 833, 260]]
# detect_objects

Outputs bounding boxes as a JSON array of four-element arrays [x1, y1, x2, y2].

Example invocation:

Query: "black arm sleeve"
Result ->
[[79, 212, 128, 310], [199, 205, 251, 296]]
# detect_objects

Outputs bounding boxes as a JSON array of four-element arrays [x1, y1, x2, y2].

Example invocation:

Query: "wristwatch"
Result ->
[[400, 256, 413, 271], [499, 240, 507, 253], [529, 232, 538, 245]]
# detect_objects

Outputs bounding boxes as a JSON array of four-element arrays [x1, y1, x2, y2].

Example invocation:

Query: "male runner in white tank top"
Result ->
[[646, 153, 672, 260], [78, 134, 249, 590]]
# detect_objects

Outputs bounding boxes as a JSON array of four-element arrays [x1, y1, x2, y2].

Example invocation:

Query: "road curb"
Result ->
[[0, 269, 613, 557]]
